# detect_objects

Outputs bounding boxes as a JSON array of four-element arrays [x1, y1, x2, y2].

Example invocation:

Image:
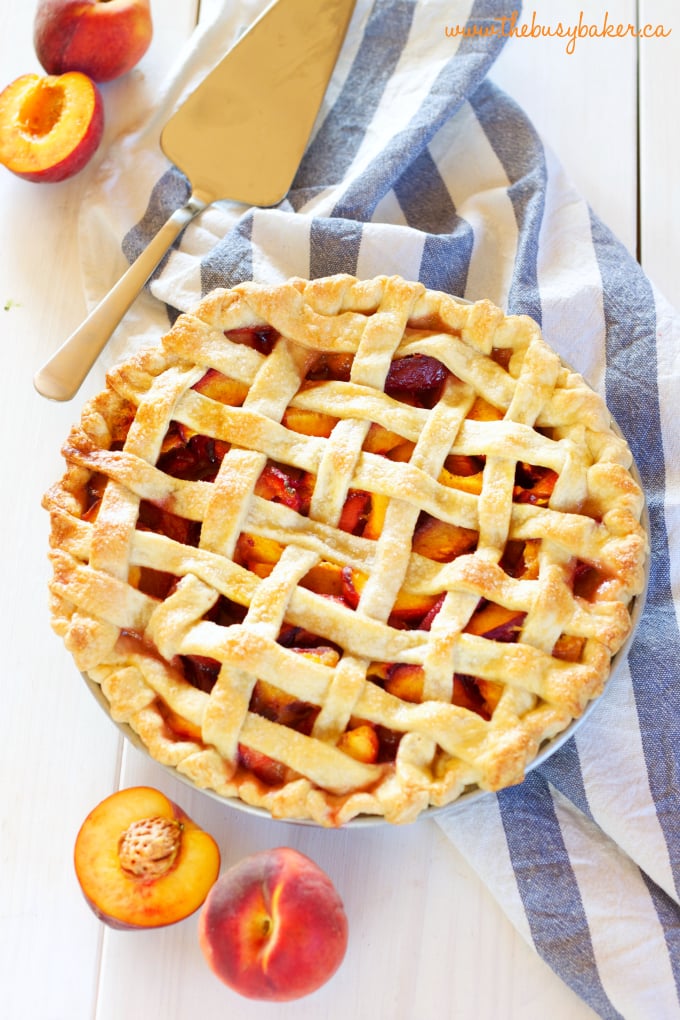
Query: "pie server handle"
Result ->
[[33, 192, 208, 401]]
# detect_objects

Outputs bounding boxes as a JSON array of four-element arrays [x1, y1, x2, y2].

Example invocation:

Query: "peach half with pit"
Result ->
[[73, 786, 221, 929], [34, 0, 153, 83], [198, 847, 349, 1001], [0, 72, 103, 183]]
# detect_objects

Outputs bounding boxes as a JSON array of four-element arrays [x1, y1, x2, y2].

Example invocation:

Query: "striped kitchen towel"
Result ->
[[79, 1, 680, 1017]]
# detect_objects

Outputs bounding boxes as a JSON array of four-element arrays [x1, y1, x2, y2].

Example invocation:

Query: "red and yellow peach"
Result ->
[[198, 847, 348, 1000], [34, 0, 153, 83]]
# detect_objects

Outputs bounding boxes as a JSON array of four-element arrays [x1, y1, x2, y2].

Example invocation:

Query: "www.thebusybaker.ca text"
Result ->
[[445, 9, 671, 55]]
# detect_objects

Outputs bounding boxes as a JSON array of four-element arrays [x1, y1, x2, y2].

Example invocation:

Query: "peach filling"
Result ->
[[82, 328, 602, 782]]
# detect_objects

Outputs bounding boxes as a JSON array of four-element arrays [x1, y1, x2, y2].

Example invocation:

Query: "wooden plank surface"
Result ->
[[490, 0, 639, 258], [639, 0, 680, 308]]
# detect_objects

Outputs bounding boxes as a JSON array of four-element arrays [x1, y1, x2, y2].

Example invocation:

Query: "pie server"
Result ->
[[34, 0, 356, 402]]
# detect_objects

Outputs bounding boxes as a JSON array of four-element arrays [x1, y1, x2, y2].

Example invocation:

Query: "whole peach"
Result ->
[[34, 0, 153, 83], [0, 72, 104, 183], [198, 847, 348, 1001]]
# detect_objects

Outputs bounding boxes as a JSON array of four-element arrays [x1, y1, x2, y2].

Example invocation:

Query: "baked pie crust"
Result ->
[[43, 275, 648, 826]]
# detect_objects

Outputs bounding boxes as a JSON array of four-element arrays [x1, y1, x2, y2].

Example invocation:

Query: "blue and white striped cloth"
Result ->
[[79, 2, 680, 1016]]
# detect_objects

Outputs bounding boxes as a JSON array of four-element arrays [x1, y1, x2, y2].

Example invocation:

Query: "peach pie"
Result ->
[[43, 275, 648, 825]]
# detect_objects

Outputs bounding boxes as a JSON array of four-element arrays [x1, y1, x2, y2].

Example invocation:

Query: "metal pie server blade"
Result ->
[[34, 0, 356, 401]]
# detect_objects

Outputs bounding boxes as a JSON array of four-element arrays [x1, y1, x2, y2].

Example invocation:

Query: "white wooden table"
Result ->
[[2, 2, 677, 1018]]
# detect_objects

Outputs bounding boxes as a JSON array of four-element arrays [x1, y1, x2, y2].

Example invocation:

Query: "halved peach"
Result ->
[[73, 786, 220, 929], [0, 72, 103, 182]]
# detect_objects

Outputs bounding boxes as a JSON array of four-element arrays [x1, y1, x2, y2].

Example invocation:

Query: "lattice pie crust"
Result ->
[[43, 275, 648, 825]]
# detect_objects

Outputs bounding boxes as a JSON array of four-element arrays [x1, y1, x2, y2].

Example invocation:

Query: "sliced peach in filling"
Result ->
[[572, 559, 613, 601], [363, 492, 389, 540], [438, 465, 484, 495], [363, 423, 408, 456], [236, 532, 286, 578], [411, 514, 478, 562], [384, 353, 449, 408], [552, 634, 586, 662], [338, 490, 371, 535], [439, 453, 485, 495], [158, 701, 203, 743], [453, 675, 491, 718], [180, 655, 221, 694], [445, 453, 485, 476], [129, 566, 178, 601], [157, 424, 229, 482], [238, 744, 289, 786], [337, 723, 380, 764], [464, 601, 526, 642], [282, 406, 338, 437], [81, 471, 107, 521], [384, 663, 424, 703], [467, 395, 504, 421], [305, 352, 353, 381], [192, 368, 249, 406], [137, 500, 201, 547], [383, 664, 494, 719], [204, 595, 248, 628], [254, 462, 313, 514], [340, 565, 440, 623], [225, 324, 280, 354], [513, 462, 558, 506], [500, 538, 541, 580], [386, 440, 416, 462], [490, 346, 513, 370], [300, 562, 346, 598], [250, 679, 319, 735], [476, 677, 504, 715]]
